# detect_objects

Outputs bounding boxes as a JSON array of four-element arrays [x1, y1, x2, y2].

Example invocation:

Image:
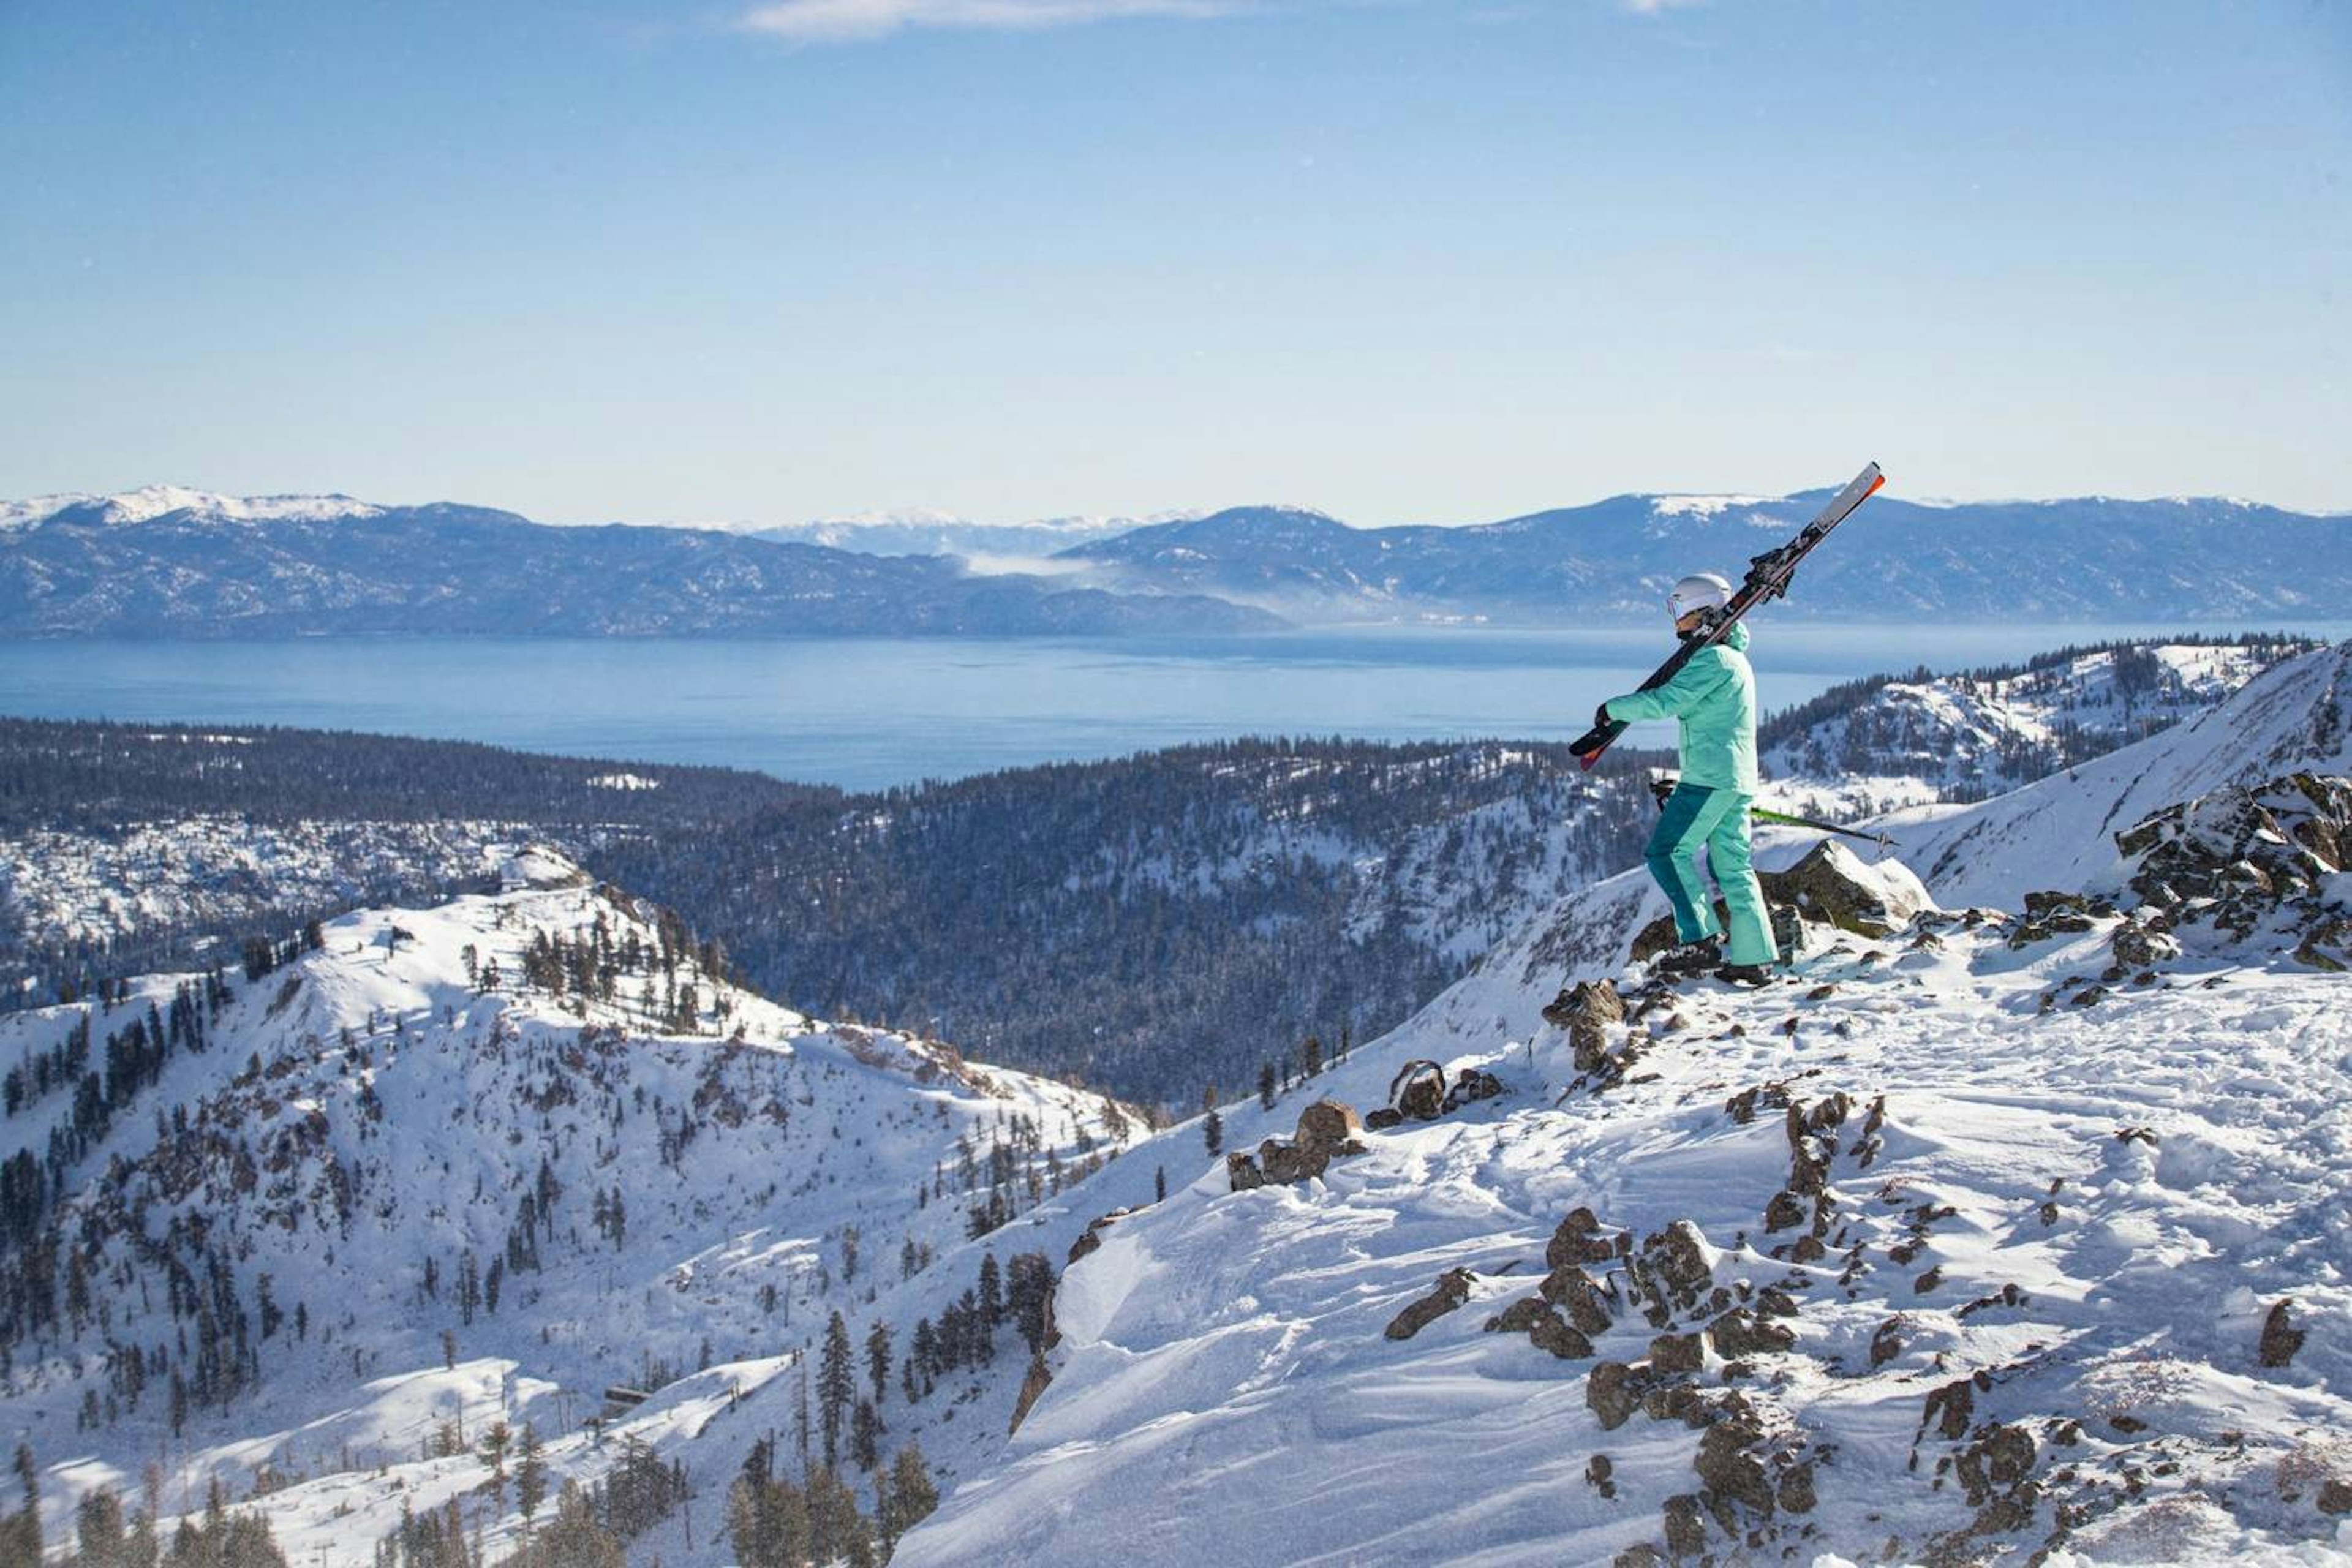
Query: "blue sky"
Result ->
[[2, 1, 2346, 525]]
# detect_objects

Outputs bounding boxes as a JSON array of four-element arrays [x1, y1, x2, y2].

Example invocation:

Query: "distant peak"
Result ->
[[1, 485, 386, 530]]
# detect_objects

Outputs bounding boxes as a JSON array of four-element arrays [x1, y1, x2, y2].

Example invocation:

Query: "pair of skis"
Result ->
[[1569, 461, 1887, 770]]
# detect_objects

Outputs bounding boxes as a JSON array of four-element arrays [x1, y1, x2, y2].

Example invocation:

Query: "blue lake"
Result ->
[[1, 622, 2342, 791]]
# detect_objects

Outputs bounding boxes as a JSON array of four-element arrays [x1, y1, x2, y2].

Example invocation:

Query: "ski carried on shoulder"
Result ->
[[1568, 460, 1886, 771]]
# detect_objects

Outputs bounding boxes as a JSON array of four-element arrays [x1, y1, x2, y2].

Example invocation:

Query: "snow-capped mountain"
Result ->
[[4, 849, 1148, 1561], [0, 495, 1283, 639], [0, 486, 386, 530], [1057, 491, 2352, 623], [890, 641, 2352, 1566], [748, 510, 1197, 561]]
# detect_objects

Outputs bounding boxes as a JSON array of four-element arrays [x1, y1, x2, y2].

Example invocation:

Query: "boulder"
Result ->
[[1707, 1308, 1796, 1359], [1542, 979, 1625, 1071], [1921, 1376, 1975, 1441], [1256, 1137, 1329, 1185], [1529, 1310, 1596, 1361], [1224, 1152, 1266, 1193], [2111, 915, 2182, 971], [2260, 1299, 2305, 1368], [1644, 1219, 1715, 1298], [1443, 1068, 1506, 1111], [1545, 1207, 1618, 1270], [1694, 1422, 1774, 1515], [1539, 1265, 1617, 1336], [1776, 839, 1935, 938], [1662, 1494, 1709, 1559], [1486, 1297, 1594, 1359], [1776, 1460, 1817, 1515], [1295, 1099, 1363, 1151], [1387, 1060, 1449, 1121], [1588, 1360, 1639, 1431], [1385, 1267, 1475, 1341], [2320, 1480, 2352, 1516], [1649, 1332, 1705, 1373]]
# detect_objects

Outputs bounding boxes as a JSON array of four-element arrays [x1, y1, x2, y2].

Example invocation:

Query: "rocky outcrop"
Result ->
[[2259, 1299, 2305, 1368], [1067, 1207, 1140, 1264], [1228, 1099, 1369, 1189], [2115, 772, 2352, 963], [1542, 979, 1624, 1071], [1776, 839, 1934, 938], [1366, 1063, 1506, 1129], [1632, 841, 1936, 965], [1386, 1267, 1475, 1341], [1008, 1352, 1054, 1435], [1483, 1297, 1595, 1359]]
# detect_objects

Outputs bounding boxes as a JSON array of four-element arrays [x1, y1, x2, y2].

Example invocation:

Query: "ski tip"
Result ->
[[1866, 470, 1887, 496]]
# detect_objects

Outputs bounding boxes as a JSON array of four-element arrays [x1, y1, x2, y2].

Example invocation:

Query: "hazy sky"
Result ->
[[3, 1, 2347, 525]]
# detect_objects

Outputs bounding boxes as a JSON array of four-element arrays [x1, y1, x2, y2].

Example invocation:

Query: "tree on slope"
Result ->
[[820, 1311, 855, 1468]]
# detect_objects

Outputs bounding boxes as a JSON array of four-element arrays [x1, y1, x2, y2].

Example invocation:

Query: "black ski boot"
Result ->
[[1652, 937, 1723, 979], [1716, 963, 1775, 988]]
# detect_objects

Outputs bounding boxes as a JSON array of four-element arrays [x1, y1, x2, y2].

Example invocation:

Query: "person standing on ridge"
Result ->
[[1595, 572, 1777, 986]]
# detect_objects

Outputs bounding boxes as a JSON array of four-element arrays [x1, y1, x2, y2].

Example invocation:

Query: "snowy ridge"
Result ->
[[4, 850, 1148, 1561], [1880, 639, 2352, 909], [1, 486, 385, 530], [1762, 639, 2307, 818], [891, 654, 2352, 1566]]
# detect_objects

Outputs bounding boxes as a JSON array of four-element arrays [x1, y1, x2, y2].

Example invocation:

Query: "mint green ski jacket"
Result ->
[[1601, 621, 1758, 791]]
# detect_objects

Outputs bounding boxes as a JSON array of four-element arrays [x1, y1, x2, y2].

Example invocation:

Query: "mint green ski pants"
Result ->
[[1645, 783, 1778, 967]]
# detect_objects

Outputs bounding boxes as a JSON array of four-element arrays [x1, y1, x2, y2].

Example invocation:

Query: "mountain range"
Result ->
[[1055, 493, 2352, 622], [0, 491, 1276, 640], [5, 485, 2350, 638]]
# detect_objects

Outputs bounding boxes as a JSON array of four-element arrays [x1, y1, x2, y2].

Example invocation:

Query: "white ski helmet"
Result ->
[[1668, 571, 1732, 622]]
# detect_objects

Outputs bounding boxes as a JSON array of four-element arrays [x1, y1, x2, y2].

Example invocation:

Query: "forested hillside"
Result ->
[[2, 635, 2303, 1110]]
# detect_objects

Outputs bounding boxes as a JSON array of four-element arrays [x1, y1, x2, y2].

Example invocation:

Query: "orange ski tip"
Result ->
[[1867, 472, 1887, 496]]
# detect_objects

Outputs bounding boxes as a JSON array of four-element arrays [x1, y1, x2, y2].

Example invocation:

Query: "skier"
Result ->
[[1596, 572, 1777, 985]]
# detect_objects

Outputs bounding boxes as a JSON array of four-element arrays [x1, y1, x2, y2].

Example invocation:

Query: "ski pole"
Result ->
[[1747, 804, 1893, 851], [1648, 774, 1890, 850]]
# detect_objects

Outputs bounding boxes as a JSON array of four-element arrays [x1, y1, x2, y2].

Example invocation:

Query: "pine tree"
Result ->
[[882, 1444, 940, 1550], [864, 1319, 892, 1408], [977, 1252, 1003, 1330], [514, 1421, 548, 1534], [851, 1398, 882, 1473], [818, 1313, 854, 1468]]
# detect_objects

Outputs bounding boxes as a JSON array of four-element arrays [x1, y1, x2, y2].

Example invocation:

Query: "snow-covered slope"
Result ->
[[3, 850, 1152, 1560], [894, 659, 2352, 1564], [1762, 639, 2307, 816], [1880, 639, 2352, 910]]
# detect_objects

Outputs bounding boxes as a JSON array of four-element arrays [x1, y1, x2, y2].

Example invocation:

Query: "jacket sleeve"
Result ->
[[1603, 649, 1733, 723]]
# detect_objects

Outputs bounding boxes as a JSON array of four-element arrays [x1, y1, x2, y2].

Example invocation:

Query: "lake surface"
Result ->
[[2, 623, 2342, 791]]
